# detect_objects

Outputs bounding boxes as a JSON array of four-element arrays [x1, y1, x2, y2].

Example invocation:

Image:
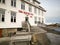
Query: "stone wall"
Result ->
[[2, 28, 17, 37]]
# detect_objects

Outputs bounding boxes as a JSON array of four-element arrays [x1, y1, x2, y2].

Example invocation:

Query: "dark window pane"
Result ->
[[11, 11, 16, 22], [21, 1, 25, 10], [25, 17, 28, 22], [11, 16, 13, 22], [35, 21, 37, 24], [34, 17, 37, 24], [2, 14, 4, 22], [11, 18, 13, 22], [2, 18, 4, 22], [14, 19, 16, 22], [14, 0, 16, 7], [14, 2, 16, 7], [11, 0, 13, 6], [38, 21, 40, 24], [0, 0, 1, 3], [42, 18, 44, 23], [14, 17, 16, 22], [0, 9, 5, 22], [27, 0, 30, 2], [11, 0, 16, 7], [34, 7, 37, 14], [29, 5, 32, 12], [3, 0, 5, 3]]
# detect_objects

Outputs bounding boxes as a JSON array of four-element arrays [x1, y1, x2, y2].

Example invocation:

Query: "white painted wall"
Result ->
[[0, 0, 44, 28]]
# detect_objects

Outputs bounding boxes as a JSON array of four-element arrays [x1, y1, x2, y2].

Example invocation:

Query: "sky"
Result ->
[[40, 0, 60, 24]]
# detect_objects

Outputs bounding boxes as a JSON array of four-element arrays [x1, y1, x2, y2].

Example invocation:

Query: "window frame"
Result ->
[[0, 8, 5, 22], [38, 9, 40, 15], [38, 17, 40, 24], [11, 11, 16, 22], [26, 0, 30, 2], [34, 16, 37, 24], [29, 4, 32, 12], [0, 14, 5, 22], [11, 0, 16, 7], [0, 0, 5, 4], [21, 1, 25, 10], [34, 7, 37, 14], [42, 18, 44, 23]]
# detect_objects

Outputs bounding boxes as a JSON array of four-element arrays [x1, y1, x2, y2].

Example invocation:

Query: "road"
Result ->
[[47, 33, 60, 45]]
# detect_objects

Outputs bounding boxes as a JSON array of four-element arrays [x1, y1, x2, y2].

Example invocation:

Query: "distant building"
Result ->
[[0, 0, 46, 37]]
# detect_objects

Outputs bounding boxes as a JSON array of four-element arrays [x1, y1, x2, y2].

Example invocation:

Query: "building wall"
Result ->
[[2, 28, 17, 37], [0, 0, 45, 28]]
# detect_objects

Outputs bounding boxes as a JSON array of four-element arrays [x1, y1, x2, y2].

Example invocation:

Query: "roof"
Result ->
[[21, 0, 46, 12], [33, 0, 40, 4]]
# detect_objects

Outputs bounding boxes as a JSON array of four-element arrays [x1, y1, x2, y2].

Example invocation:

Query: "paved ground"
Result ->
[[0, 33, 60, 45], [47, 33, 60, 45], [0, 41, 10, 45]]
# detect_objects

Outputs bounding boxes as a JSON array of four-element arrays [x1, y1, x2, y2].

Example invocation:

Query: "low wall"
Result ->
[[2, 28, 17, 37]]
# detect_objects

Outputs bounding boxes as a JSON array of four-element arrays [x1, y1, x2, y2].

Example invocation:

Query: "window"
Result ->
[[0, 9, 5, 22], [38, 17, 40, 24], [29, 5, 32, 12], [0, 14, 5, 22], [0, 0, 5, 3], [42, 18, 44, 23], [0, 0, 1, 3], [34, 7, 37, 14], [34, 17, 37, 24], [21, 1, 25, 10], [39, 17, 40, 21], [38, 9, 40, 15], [26, 0, 30, 2], [11, 0, 16, 7], [25, 16, 28, 22], [33, 0, 35, 4], [11, 11, 16, 22]]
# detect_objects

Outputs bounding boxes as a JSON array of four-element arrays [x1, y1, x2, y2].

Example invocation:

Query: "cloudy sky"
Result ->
[[40, 0, 60, 24]]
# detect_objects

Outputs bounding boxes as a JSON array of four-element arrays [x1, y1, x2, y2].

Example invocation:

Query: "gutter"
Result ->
[[21, 0, 46, 12]]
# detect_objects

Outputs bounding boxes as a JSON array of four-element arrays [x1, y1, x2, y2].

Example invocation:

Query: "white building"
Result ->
[[0, 0, 46, 36]]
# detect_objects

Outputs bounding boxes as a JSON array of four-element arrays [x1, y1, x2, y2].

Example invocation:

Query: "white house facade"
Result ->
[[0, 0, 46, 36]]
